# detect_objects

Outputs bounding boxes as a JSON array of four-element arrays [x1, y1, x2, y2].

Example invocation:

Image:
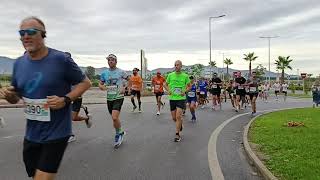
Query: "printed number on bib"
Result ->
[[106, 85, 118, 95], [200, 91, 205, 95], [188, 91, 195, 97], [249, 87, 257, 92], [174, 87, 182, 95], [238, 86, 244, 90], [212, 84, 217, 89], [154, 85, 160, 91], [23, 97, 50, 122]]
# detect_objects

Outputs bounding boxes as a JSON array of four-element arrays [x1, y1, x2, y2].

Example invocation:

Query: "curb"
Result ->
[[243, 112, 278, 180], [243, 107, 309, 180]]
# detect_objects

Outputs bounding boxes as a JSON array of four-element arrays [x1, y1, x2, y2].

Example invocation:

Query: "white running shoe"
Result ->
[[68, 135, 76, 143], [156, 111, 160, 115]]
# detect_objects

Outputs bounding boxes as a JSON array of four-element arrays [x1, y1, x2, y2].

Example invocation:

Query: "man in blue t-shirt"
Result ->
[[0, 16, 91, 179], [99, 53, 128, 148], [197, 77, 208, 109]]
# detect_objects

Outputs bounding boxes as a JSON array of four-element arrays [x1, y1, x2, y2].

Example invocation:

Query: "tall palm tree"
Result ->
[[275, 56, 293, 84], [208, 61, 217, 77], [243, 52, 258, 76], [224, 58, 233, 79]]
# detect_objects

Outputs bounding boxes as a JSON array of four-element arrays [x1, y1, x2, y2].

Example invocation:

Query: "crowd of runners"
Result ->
[[0, 16, 318, 180]]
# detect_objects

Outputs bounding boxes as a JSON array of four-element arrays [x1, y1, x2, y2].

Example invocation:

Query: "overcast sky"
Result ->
[[0, 0, 319, 75]]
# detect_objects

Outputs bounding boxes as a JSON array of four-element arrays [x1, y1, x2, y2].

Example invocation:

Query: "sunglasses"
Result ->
[[19, 28, 43, 36]]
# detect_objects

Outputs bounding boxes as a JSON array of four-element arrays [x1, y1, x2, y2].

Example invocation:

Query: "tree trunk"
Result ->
[[227, 65, 229, 79], [281, 69, 285, 84], [249, 61, 252, 77]]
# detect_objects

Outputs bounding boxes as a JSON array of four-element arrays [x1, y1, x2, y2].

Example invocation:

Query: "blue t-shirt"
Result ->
[[187, 84, 197, 100], [100, 68, 127, 101], [11, 48, 85, 143], [198, 80, 208, 93]]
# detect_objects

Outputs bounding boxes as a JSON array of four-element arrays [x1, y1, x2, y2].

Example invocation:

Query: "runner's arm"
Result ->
[[0, 86, 20, 104]]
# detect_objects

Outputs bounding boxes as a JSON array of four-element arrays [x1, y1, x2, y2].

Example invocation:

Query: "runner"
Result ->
[[262, 82, 270, 102], [0, 16, 92, 179], [209, 72, 222, 110], [311, 81, 320, 108], [99, 54, 127, 148], [186, 76, 197, 122], [246, 72, 260, 116], [234, 71, 246, 112], [164, 60, 191, 142], [0, 116, 5, 128], [226, 79, 236, 109], [197, 77, 208, 109], [128, 68, 143, 113], [152, 71, 166, 115], [273, 81, 281, 101], [281, 82, 289, 101], [68, 97, 92, 143]]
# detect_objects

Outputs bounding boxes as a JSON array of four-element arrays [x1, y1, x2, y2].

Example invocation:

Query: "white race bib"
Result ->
[[106, 85, 118, 95], [212, 84, 217, 89], [200, 91, 205, 95], [250, 87, 257, 92], [154, 85, 160, 91], [188, 91, 195, 97], [238, 86, 244, 90], [23, 97, 50, 122], [173, 87, 182, 95], [282, 88, 287, 91]]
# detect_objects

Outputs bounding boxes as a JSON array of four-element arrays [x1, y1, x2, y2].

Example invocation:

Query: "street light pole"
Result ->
[[209, 15, 225, 78], [259, 36, 279, 84]]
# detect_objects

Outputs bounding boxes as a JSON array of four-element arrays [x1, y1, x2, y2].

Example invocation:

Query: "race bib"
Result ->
[[188, 91, 195, 97], [200, 91, 205, 95], [154, 85, 160, 91], [238, 86, 244, 90], [212, 84, 217, 89], [250, 87, 257, 92], [106, 85, 118, 95], [173, 87, 182, 95], [23, 97, 50, 122], [283, 88, 287, 91]]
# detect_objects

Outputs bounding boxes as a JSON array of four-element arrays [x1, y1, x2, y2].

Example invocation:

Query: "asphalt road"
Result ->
[[0, 95, 311, 180]]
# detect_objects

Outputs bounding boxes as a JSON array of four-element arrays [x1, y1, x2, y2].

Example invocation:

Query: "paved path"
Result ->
[[0, 95, 311, 180]]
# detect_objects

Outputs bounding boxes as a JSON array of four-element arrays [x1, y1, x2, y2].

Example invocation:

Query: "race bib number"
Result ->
[[188, 91, 195, 97], [173, 87, 182, 95], [106, 85, 118, 95], [200, 91, 205, 95], [212, 84, 217, 89], [250, 87, 257, 92], [154, 85, 160, 91], [23, 97, 50, 122], [238, 86, 244, 90]]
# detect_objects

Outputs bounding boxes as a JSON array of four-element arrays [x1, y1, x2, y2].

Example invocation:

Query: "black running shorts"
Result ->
[[23, 137, 69, 177], [169, 100, 186, 111], [130, 90, 141, 98], [155, 92, 164, 98], [107, 98, 124, 114]]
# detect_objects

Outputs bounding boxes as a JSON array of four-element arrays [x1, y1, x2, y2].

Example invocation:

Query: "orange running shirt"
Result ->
[[130, 75, 143, 91], [152, 76, 165, 93]]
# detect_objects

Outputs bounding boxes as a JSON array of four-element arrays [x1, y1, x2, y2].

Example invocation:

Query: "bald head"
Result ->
[[174, 60, 182, 72]]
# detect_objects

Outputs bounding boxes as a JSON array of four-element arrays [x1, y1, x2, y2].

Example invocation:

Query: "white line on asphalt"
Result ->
[[208, 107, 308, 180], [208, 112, 250, 180]]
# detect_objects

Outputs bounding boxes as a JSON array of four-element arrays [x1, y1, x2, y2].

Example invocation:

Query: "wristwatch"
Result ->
[[63, 96, 72, 106]]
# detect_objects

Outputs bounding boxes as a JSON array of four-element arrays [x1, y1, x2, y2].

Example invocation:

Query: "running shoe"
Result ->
[[174, 133, 181, 142], [138, 108, 142, 113], [131, 106, 137, 112], [114, 131, 125, 148], [156, 111, 160, 115], [85, 114, 92, 128], [68, 135, 76, 143], [0, 117, 5, 128]]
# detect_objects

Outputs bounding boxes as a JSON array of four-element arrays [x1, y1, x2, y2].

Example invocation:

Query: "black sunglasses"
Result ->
[[19, 28, 43, 36]]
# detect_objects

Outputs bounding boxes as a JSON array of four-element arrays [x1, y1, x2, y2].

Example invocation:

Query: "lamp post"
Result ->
[[259, 36, 279, 84], [209, 15, 226, 78]]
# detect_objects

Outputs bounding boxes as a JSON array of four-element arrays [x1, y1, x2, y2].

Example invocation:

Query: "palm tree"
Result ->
[[275, 56, 293, 84], [224, 58, 233, 79], [243, 52, 258, 76], [208, 61, 217, 77]]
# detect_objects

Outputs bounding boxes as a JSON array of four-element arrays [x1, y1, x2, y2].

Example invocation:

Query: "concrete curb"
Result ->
[[243, 112, 278, 180], [243, 107, 309, 180]]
